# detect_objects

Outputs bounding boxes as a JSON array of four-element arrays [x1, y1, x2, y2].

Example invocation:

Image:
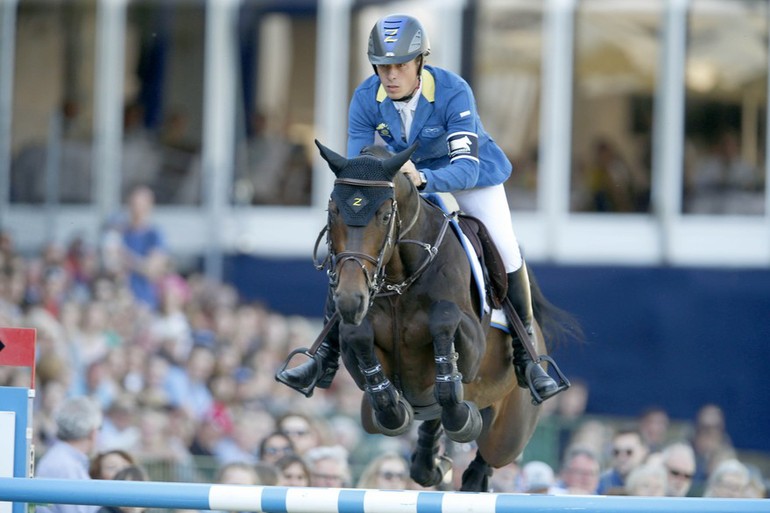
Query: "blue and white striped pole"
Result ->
[[0, 478, 767, 513]]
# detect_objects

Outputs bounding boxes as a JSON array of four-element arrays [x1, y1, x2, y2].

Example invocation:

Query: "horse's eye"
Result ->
[[381, 210, 392, 224]]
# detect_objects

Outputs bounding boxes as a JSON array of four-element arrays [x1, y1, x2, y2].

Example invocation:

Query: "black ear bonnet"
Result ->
[[315, 141, 416, 227]]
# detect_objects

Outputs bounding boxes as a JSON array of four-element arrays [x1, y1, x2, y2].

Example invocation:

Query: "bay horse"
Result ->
[[305, 141, 573, 491]]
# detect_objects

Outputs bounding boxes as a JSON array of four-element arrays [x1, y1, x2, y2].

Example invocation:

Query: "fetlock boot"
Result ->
[[506, 264, 560, 402]]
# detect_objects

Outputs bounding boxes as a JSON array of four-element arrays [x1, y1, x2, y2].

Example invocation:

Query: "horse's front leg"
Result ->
[[340, 320, 413, 437], [409, 419, 452, 487], [430, 300, 482, 443]]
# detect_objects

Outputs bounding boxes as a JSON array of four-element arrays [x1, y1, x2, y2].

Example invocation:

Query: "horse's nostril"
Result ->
[[335, 291, 368, 324]]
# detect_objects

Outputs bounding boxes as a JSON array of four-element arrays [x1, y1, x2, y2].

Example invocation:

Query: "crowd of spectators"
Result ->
[[0, 190, 766, 499]]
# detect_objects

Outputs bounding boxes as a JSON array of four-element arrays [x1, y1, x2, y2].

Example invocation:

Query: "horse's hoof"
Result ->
[[460, 455, 492, 492], [410, 454, 453, 488], [372, 396, 414, 436], [444, 401, 482, 443]]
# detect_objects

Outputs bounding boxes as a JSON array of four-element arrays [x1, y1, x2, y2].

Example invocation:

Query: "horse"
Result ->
[[302, 140, 574, 491]]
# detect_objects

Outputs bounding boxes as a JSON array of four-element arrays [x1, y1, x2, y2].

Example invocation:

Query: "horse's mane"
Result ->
[[359, 145, 392, 160]]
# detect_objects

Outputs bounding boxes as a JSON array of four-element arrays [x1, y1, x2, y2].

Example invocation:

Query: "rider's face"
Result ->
[[376, 58, 420, 100]]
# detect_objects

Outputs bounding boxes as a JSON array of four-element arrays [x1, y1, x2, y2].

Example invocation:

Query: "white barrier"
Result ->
[[0, 478, 767, 513]]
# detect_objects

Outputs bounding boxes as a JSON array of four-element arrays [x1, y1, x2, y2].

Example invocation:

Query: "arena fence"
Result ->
[[0, 478, 766, 513]]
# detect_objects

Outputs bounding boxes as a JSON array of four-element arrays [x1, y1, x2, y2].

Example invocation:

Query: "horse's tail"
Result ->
[[528, 266, 584, 350]]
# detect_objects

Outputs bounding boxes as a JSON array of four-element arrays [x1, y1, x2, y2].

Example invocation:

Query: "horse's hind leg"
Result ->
[[430, 300, 482, 443], [340, 320, 413, 436], [410, 419, 452, 488], [460, 450, 493, 492]]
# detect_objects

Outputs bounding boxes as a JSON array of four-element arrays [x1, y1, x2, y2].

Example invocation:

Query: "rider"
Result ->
[[278, 13, 563, 403]]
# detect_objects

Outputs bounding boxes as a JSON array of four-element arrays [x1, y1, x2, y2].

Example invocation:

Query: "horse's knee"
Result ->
[[339, 320, 373, 348], [429, 300, 461, 340]]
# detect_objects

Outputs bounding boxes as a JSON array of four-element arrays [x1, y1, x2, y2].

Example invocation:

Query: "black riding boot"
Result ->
[[276, 290, 341, 395], [280, 336, 340, 391], [507, 264, 560, 402]]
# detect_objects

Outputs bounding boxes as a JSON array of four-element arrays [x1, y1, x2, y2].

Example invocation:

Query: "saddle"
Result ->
[[421, 193, 508, 312], [456, 214, 508, 310]]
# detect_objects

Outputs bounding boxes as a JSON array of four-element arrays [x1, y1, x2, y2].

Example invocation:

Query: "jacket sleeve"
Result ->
[[347, 88, 377, 158], [419, 82, 482, 193]]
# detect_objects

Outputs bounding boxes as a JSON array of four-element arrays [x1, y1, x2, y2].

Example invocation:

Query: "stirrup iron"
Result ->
[[525, 355, 570, 405], [275, 347, 325, 398]]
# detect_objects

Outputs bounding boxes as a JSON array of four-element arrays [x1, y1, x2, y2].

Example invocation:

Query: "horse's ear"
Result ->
[[383, 142, 419, 177], [315, 139, 347, 176]]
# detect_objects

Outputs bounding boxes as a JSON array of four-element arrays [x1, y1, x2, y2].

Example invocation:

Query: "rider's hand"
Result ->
[[400, 160, 421, 187]]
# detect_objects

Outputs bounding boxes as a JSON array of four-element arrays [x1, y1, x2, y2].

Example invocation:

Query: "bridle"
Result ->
[[312, 177, 452, 304]]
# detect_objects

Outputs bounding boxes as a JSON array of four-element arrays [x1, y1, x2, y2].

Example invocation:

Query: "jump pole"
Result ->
[[0, 478, 767, 513]]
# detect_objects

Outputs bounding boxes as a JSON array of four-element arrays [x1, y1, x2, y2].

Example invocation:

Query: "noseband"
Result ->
[[313, 177, 451, 303]]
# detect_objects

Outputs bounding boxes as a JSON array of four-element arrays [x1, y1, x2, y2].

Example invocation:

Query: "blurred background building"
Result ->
[[0, 0, 768, 463]]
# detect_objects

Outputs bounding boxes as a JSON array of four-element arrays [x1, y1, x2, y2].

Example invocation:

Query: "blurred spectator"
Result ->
[[215, 461, 260, 485], [579, 138, 647, 213], [259, 431, 295, 465], [213, 410, 269, 466], [277, 412, 323, 456], [356, 451, 410, 490], [487, 461, 520, 493], [36, 396, 103, 513], [96, 464, 150, 513], [275, 454, 311, 487], [121, 101, 162, 198], [164, 345, 215, 421], [232, 111, 312, 206], [305, 445, 352, 488], [188, 414, 226, 459], [659, 441, 696, 497], [703, 458, 750, 498], [98, 395, 141, 452], [624, 462, 667, 497], [90, 449, 137, 480], [554, 445, 601, 495], [254, 461, 280, 486], [686, 131, 763, 215], [690, 403, 733, 495], [518, 460, 556, 494], [133, 407, 196, 482], [596, 428, 649, 495], [118, 185, 169, 311], [745, 468, 768, 499], [149, 274, 193, 362], [552, 378, 590, 464], [638, 407, 670, 453], [113, 464, 149, 481]]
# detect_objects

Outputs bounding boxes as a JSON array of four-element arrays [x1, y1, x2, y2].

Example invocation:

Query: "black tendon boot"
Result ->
[[506, 264, 560, 402], [276, 291, 340, 397]]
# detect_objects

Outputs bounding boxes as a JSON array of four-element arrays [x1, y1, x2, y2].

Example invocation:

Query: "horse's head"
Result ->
[[315, 140, 418, 325]]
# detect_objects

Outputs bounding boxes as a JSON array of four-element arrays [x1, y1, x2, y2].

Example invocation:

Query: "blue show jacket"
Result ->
[[347, 65, 512, 193]]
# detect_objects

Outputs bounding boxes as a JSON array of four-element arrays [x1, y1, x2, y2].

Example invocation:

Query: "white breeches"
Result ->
[[454, 184, 523, 273]]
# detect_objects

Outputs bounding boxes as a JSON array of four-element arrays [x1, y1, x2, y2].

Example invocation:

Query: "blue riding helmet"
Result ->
[[367, 14, 431, 65]]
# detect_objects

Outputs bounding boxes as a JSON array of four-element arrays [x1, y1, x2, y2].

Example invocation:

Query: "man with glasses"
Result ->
[[596, 428, 649, 494], [305, 445, 352, 488], [660, 441, 696, 497], [555, 445, 601, 495]]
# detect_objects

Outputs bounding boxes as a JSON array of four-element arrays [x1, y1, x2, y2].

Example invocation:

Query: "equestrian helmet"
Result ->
[[367, 14, 431, 65]]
